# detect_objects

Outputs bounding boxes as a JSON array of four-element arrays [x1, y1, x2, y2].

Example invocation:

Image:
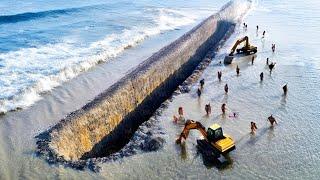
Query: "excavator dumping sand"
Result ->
[[224, 36, 257, 64]]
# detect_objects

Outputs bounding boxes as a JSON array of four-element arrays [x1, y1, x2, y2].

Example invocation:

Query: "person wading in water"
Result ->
[[205, 103, 211, 116], [218, 71, 222, 81], [268, 115, 278, 126], [221, 103, 226, 114], [200, 79, 205, 89], [251, 122, 258, 134], [283, 84, 288, 95], [269, 62, 276, 73], [173, 107, 185, 123], [197, 88, 202, 97], [236, 65, 240, 76], [224, 84, 229, 94]]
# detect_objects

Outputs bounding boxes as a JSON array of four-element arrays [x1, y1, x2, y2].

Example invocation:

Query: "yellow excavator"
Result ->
[[176, 120, 235, 159], [224, 36, 257, 64]]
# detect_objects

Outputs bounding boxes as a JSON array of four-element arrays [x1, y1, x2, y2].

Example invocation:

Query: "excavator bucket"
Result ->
[[224, 55, 234, 64]]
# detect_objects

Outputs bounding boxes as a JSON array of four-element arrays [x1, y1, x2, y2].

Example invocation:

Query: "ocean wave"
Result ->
[[0, 7, 200, 114], [0, 4, 107, 25]]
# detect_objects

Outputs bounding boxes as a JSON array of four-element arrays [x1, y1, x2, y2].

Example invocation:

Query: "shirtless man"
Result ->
[[173, 107, 185, 123], [268, 115, 278, 126], [224, 84, 229, 94], [205, 103, 212, 116], [251, 122, 258, 133], [221, 103, 226, 114], [178, 107, 183, 116]]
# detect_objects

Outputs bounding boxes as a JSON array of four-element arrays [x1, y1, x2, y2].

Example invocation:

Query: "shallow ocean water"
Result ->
[[99, 0, 320, 179]]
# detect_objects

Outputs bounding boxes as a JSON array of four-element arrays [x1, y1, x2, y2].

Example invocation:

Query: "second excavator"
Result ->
[[176, 120, 235, 159], [224, 36, 257, 64]]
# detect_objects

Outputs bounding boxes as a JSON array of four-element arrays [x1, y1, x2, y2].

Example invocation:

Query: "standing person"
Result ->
[[256, 25, 259, 31], [272, 44, 276, 52], [269, 62, 276, 73], [236, 65, 240, 76], [197, 88, 202, 97], [221, 103, 226, 114], [262, 30, 266, 38], [266, 58, 269, 65], [260, 72, 264, 81], [243, 23, 247, 30], [224, 84, 229, 94], [268, 115, 278, 126], [218, 71, 222, 81], [283, 84, 288, 95], [251, 56, 255, 65], [174, 107, 185, 123], [200, 79, 205, 89], [178, 107, 184, 116], [251, 122, 258, 134], [205, 103, 211, 116]]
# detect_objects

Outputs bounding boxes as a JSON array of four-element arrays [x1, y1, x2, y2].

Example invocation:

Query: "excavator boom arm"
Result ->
[[229, 36, 249, 55], [176, 120, 207, 144]]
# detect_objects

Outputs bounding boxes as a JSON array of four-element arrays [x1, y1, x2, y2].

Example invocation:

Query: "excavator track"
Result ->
[[196, 139, 220, 159]]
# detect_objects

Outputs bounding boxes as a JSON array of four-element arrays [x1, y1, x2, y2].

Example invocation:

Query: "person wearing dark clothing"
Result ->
[[200, 79, 205, 89], [260, 72, 264, 81], [269, 62, 276, 73], [268, 115, 278, 126], [224, 84, 229, 94], [283, 84, 288, 95], [197, 88, 202, 97], [218, 71, 222, 81], [221, 103, 226, 114], [205, 103, 211, 116], [236, 65, 240, 76]]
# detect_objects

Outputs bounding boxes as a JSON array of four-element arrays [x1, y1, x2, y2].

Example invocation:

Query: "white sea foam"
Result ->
[[0, 7, 204, 114]]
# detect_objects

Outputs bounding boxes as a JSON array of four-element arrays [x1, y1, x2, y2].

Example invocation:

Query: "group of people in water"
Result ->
[[173, 23, 287, 135]]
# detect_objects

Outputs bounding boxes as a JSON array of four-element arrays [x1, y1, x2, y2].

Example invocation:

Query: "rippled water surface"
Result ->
[[99, 0, 320, 179]]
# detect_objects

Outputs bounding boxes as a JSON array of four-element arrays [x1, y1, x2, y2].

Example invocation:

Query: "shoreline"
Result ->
[[35, 0, 250, 171]]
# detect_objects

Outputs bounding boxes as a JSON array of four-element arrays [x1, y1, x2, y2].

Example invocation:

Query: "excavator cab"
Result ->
[[207, 124, 224, 142]]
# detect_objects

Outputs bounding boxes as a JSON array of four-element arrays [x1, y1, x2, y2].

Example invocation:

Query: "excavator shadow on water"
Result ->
[[176, 120, 235, 169]]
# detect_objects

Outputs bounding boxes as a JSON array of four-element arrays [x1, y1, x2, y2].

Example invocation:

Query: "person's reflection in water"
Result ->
[[180, 143, 187, 160]]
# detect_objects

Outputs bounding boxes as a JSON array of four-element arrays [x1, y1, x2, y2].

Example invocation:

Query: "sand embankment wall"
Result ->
[[40, 1, 250, 161]]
